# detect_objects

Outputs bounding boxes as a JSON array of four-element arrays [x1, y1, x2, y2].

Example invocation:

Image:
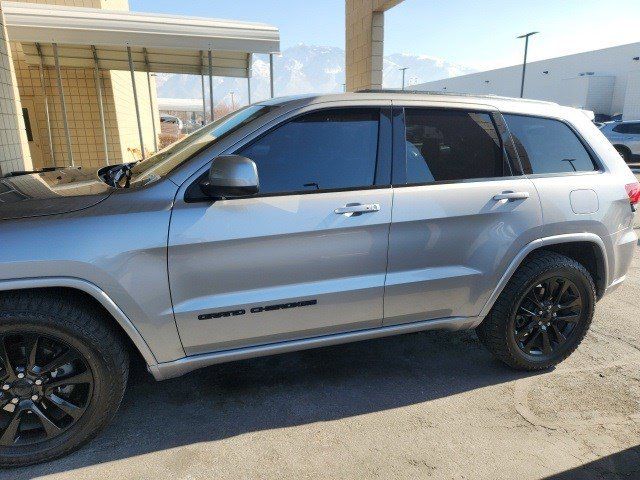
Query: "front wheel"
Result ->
[[477, 251, 595, 370], [0, 291, 129, 467]]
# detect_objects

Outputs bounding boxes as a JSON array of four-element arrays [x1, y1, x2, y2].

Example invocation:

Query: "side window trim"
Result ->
[[391, 106, 407, 185], [184, 106, 392, 202], [391, 106, 522, 187], [491, 111, 522, 176], [502, 112, 603, 176]]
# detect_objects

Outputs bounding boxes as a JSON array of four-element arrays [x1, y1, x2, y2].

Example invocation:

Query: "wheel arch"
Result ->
[[479, 233, 608, 318], [0, 277, 157, 367]]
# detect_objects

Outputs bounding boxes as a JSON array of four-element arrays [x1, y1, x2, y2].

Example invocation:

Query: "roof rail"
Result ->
[[354, 88, 558, 105]]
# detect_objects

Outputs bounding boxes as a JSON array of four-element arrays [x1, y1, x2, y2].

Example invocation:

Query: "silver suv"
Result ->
[[0, 93, 638, 466], [599, 120, 640, 164]]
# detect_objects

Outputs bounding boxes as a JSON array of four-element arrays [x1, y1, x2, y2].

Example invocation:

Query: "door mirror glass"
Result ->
[[200, 155, 259, 198]]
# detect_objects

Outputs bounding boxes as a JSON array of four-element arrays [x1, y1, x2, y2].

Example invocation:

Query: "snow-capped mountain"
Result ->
[[155, 44, 475, 107]]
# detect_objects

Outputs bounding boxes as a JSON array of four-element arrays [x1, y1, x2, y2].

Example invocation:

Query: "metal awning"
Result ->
[[1, 1, 279, 167], [2, 1, 280, 77], [158, 98, 205, 112]]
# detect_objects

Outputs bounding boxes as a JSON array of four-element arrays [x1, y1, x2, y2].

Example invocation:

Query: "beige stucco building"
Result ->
[[9, 0, 157, 171], [0, 0, 278, 175], [0, 2, 30, 175], [345, 0, 403, 92]]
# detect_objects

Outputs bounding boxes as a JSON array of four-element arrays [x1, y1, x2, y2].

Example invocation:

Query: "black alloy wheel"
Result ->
[[0, 290, 129, 467], [0, 332, 94, 447], [512, 277, 583, 358], [476, 250, 595, 371]]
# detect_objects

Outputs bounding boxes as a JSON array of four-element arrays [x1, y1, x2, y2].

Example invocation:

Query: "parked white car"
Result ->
[[160, 114, 184, 130], [599, 121, 640, 164]]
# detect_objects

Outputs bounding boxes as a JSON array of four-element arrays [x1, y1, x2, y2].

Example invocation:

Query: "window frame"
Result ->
[[501, 112, 604, 178], [185, 105, 393, 202], [391, 106, 522, 187]]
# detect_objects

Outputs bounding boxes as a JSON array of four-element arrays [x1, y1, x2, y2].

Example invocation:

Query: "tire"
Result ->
[[0, 290, 129, 467], [476, 251, 595, 371], [614, 145, 632, 164]]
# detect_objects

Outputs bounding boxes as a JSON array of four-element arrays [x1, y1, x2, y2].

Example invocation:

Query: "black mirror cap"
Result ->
[[199, 154, 259, 199]]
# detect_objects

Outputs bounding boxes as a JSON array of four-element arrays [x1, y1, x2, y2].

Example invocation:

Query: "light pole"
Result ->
[[517, 31, 538, 98], [399, 67, 409, 90], [230, 91, 236, 111]]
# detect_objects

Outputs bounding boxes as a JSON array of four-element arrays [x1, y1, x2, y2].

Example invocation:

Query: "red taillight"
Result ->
[[626, 182, 640, 205]]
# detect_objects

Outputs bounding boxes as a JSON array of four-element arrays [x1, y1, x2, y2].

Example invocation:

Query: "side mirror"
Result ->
[[199, 155, 259, 198]]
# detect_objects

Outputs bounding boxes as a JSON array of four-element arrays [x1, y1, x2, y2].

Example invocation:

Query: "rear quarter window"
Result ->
[[612, 123, 640, 134], [504, 114, 597, 174]]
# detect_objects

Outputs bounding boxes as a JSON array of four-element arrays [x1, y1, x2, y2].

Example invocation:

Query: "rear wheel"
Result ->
[[615, 145, 632, 164], [0, 291, 129, 467], [477, 251, 595, 370]]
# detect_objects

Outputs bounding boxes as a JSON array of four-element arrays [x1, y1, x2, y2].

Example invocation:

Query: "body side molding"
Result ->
[[0, 277, 158, 366]]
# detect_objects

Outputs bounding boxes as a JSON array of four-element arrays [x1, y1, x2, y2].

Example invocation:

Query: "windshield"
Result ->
[[128, 104, 278, 184]]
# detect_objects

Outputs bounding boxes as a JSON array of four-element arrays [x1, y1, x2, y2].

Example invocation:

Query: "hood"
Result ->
[[0, 167, 113, 221]]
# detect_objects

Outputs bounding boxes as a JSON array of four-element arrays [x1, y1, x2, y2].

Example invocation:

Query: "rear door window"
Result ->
[[404, 108, 509, 184], [504, 114, 597, 174]]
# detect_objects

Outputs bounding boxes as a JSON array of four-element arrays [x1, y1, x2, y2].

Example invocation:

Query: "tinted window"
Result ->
[[504, 114, 596, 174], [130, 105, 278, 184], [404, 109, 507, 183], [238, 109, 379, 195], [612, 123, 640, 134]]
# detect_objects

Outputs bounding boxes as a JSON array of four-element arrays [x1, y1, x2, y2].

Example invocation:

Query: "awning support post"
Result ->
[[143, 48, 158, 153], [127, 45, 146, 160], [247, 53, 252, 104], [91, 45, 109, 166], [208, 49, 214, 122], [200, 50, 206, 124], [52, 43, 74, 167], [269, 53, 275, 98], [35, 43, 55, 167]]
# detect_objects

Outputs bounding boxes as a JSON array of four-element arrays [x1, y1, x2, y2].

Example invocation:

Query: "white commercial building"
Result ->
[[414, 42, 640, 120]]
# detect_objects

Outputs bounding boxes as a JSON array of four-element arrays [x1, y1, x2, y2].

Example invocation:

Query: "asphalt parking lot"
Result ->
[[5, 199, 640, 480]]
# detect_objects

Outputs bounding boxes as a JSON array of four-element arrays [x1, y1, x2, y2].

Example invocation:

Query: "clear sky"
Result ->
[[130, 0, 640, 72]]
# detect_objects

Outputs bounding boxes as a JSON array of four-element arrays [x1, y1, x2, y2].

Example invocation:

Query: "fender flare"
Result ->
[[478, 233, 608, 318], [0, 276, 158, 367]]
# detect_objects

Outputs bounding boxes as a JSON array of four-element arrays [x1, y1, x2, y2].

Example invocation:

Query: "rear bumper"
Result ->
[[603, 226, 637, 297]]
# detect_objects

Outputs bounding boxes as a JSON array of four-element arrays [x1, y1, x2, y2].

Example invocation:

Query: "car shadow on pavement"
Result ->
[[7, 329, 539, 478], [543, 444, 640, 479]]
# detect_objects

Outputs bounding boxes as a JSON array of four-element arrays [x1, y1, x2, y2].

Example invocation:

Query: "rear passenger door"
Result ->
[[384, 105, 543, 325]]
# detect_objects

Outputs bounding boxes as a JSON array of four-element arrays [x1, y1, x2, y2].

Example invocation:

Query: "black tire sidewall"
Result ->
[[505, 266, 594, 369], [615, 146, 631, 163], [0, 315, 123, 465]]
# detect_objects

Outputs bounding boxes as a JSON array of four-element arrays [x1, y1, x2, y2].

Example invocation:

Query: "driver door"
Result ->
[[168, 106, 393, 355]]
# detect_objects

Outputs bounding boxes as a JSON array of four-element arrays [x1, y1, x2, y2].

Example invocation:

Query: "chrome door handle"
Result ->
[[334, 203, 380, 215], [493, 191, 530, 202]]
